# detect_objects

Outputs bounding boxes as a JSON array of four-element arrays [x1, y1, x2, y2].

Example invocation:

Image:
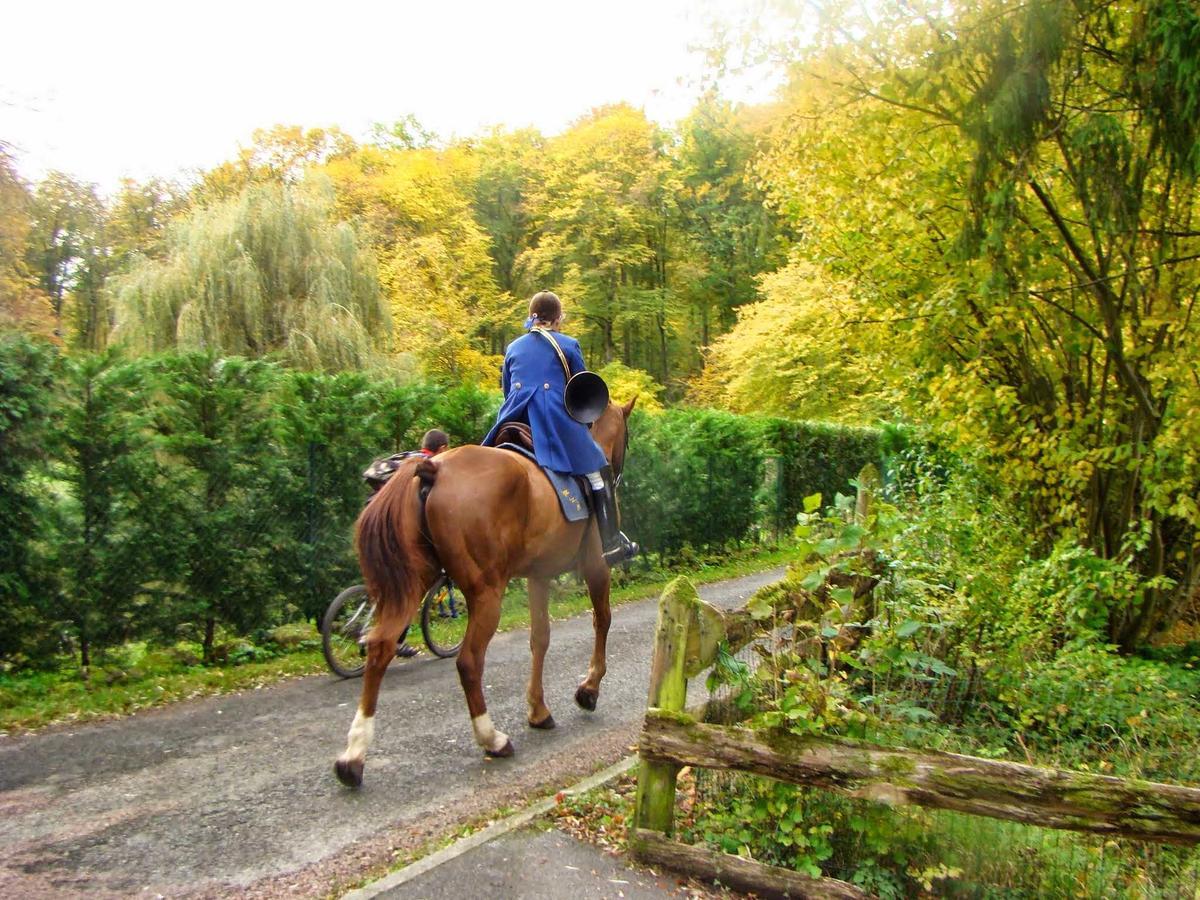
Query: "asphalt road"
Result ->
[[0, 568, 783, 898]]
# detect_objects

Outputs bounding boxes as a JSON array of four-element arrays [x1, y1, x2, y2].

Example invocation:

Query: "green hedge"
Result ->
[[0, 339, 881, 670], [0, 334, 56, 663], [621, 411, 882, 559], [756, 418, 884, 535]]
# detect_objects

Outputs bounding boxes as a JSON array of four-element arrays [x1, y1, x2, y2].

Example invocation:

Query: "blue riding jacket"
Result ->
[[482, 329, 609, 476]]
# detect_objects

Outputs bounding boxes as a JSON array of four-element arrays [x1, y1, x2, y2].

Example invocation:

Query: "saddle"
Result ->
[[493, 421, 534, 454]]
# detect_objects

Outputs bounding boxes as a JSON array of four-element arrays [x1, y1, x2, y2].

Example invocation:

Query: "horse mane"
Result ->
[[354, 459, 435, 622]]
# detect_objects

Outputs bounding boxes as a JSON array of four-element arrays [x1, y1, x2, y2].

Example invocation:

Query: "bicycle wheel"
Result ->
[[421, 575, 468, 658], [322, 585, 373, 678]]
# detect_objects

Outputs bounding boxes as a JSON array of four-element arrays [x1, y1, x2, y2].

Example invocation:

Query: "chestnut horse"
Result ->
[[334, 398, 635, 787]]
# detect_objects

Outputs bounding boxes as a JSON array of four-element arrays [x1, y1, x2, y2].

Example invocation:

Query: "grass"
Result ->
[[0, 543, 793, 734]]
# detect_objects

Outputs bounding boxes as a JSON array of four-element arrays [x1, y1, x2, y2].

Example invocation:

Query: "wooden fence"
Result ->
[[628, 577, 1200, 899]]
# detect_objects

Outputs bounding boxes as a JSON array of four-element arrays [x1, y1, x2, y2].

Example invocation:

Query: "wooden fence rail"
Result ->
[[641, 710, 1200, 846]]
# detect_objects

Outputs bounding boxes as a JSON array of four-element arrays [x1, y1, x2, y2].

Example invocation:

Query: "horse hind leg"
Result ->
[[454, 584, 514, 757], [526, 576, 555, 730], [575, 559, 611, 712], [335, 604, 407, 788]]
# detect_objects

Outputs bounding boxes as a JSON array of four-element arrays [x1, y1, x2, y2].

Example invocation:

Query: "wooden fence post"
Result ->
[[633, 577, 698, 837], [854, 462, 879, 524]]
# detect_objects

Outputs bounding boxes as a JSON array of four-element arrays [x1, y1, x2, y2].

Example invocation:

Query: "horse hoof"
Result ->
[[575, 686, 598, 711], [485, 739, 515, 758], [529, 715, 556, 730], [335, 758, 364, 788]]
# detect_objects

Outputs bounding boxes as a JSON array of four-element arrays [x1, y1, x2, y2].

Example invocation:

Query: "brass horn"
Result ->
[[564, 371, 609, 425]]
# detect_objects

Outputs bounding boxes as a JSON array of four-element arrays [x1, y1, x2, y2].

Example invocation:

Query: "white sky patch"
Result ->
[[0, 0, 783, 193]]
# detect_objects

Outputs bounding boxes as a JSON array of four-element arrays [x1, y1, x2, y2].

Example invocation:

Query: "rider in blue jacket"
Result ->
[[482, 291, 636, 566]]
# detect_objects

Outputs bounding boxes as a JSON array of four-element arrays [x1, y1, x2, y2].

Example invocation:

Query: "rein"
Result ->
[[614, 422, 630, 489]]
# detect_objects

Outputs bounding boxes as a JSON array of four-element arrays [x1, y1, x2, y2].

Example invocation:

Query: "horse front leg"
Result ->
[[526, 576, 555, 729], [334, 607, 405, 788], [455, 587, 513, 757], [575, 560, 611, 712]]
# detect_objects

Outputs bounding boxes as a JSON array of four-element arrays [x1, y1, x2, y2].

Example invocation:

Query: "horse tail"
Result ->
[[354, 459, 439, 624]]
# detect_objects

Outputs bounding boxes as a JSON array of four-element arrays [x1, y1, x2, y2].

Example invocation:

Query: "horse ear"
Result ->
[[622, 395, 637, 418]]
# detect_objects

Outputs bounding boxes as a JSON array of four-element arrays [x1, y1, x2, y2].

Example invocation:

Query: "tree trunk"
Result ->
[[203, 616, 216, 664]]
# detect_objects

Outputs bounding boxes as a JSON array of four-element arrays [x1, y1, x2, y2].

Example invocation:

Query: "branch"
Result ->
[[1027, 178, 1161, 421]]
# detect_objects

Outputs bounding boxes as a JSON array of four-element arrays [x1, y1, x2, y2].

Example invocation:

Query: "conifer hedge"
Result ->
[[0, 341, 881, 670]]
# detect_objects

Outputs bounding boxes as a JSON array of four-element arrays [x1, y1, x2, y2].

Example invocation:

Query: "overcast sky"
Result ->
[[0, 0, 778, 194]]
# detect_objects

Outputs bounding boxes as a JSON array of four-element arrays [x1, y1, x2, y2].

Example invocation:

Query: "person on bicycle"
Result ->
[[364, 429, 450, 496], [420, 429, 449, 457], [481, 290, 636, 566]]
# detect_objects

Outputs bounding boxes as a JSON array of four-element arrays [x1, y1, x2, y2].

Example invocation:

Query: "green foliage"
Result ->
[[0, 333, 57, 663], [148, 353, 289, 661], [45, 351, 168, 667], [693, 466, 1200, 890], [989, 643, 1200, 778], [621, 408, 765, 559], [5, 348, 838, 674], [757, 419, 882, 535], [427, 382, 502, 447], [620, 410, 882, 559], [269, 371, 392, 622]]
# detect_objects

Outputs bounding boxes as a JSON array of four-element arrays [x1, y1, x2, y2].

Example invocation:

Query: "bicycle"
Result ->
[[321, 574, 469, 678]]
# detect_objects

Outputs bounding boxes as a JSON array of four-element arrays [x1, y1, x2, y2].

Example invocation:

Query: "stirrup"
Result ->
[[602, 532, 639, 566]]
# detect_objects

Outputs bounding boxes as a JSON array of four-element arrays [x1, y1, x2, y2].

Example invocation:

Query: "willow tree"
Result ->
[[757, 0, 1200, 647], [112, 181, 386, 371]]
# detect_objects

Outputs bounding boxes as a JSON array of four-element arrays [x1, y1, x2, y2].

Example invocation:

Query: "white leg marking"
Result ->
[[471, 712, 510, 753], [342, 709, 375, 761]]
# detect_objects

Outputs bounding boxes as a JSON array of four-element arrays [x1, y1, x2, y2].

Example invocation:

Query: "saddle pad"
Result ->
[[496, 443, 591, 522]]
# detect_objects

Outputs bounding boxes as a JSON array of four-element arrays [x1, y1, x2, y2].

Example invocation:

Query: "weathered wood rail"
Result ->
[[629, 576, 1200, 897]]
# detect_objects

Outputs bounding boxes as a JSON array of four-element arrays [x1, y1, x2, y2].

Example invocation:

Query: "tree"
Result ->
[[270, 371, 404, 621], [26, 171, 104, 339], [321, 142, 504, 382], [673, 96, 787, 369], [193, 125, 357, 204], [47, 351, 165, 669], [112, 181, 387, 371], [469, 128, 544, 350], [150, 353, 286, 662], [756, 0, 1200, 647], [516, 105, 678, 378], [106, 177, 185, 269], [692, 261, 893, 423], [0, 147, 54, 336], [597, 361, 666, 413], [0, 333, 56, 664]]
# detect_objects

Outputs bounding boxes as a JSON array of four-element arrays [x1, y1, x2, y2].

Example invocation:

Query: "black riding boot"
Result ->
[[591, 466, 638, 566]]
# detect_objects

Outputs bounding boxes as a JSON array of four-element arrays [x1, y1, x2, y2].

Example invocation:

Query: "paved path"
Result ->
[[0, 568, 783, 897], [376, 827, 686, 900]]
